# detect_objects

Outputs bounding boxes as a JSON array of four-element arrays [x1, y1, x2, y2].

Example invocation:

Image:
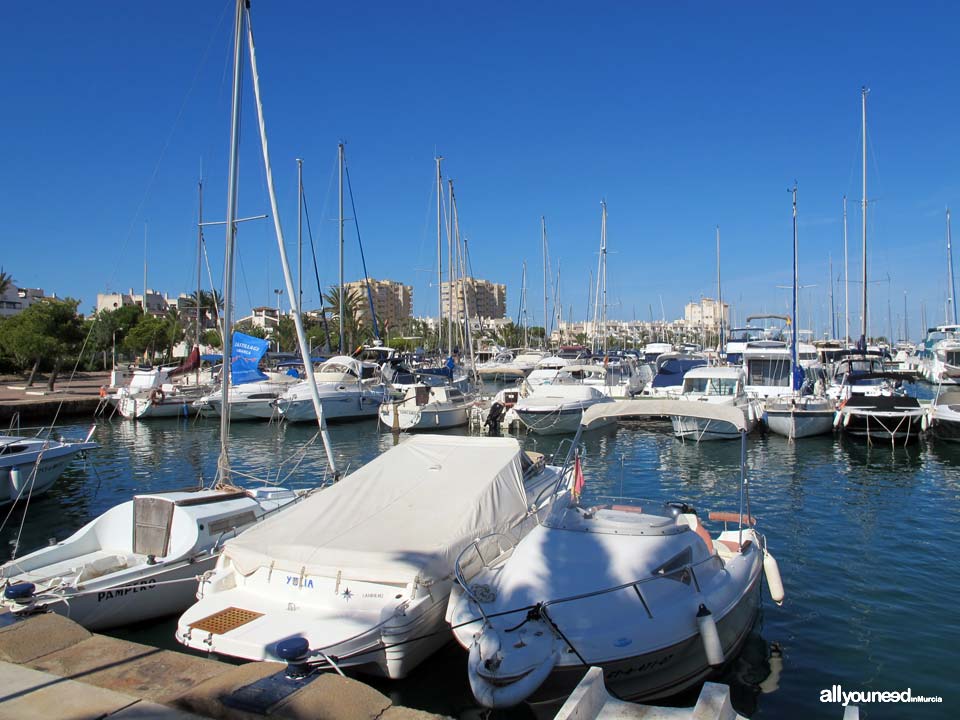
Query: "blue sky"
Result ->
[[2, 1, 958, 340]]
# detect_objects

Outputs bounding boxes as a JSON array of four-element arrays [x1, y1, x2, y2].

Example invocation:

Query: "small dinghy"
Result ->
[[175, 435, 561, 679], [0, 486, 302, 630], [447, 401, 785, 710]]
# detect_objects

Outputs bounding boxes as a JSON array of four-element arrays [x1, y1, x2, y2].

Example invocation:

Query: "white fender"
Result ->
[[696, 604, 724, 667], [468, 634, 559, 709], [921, 412, 929, 432], [763, 551, 785, 606], [843, 411, 851, 428], [833, 410, 843, 428]]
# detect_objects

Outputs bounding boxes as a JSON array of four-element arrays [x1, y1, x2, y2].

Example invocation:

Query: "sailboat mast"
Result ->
[[435, 156, 443, 353], [791, 184, 801, 390], [196, 179, 203, 386], [860, 87, 869, 347], [542, 216, 548, 347], [829, 253, 836, 340], [338, 143, 345, 354], [843, 196, 849, 345], [297, 157, 303, 316], [447, 179, 454, 357], [245, 1, 337, 475], [218, 0, 245, 481], [716, 225, 723, 353], [948, 208, 957, 325], [601, 201, 608, 355]]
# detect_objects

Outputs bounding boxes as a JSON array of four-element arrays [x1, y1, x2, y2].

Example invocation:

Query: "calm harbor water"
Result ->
[[2, 390, 956, 719]]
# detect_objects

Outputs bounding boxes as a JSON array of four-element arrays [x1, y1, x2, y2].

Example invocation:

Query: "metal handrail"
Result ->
[[453, 532, 520, 622]]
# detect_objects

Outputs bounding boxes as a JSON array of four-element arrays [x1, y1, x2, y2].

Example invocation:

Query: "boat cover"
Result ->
[[581, 399, 749, 432], [223, 435, 529, 584]]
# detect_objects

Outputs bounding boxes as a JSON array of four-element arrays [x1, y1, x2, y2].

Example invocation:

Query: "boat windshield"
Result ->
[[683, 377, 738, 396], [746, 358, 790, 387]]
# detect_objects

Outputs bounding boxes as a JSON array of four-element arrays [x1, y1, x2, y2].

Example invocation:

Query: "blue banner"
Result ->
[[231, 332, 270, 385]]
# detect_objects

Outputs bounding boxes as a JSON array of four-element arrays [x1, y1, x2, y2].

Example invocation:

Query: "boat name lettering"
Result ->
[[362, 593, 383, 599], [606, 653, 674, 679], [285, 576, 314, 589], [97, 578, 157, 602]]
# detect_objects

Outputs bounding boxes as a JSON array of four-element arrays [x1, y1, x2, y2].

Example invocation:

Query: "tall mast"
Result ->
[[143, 223, 148, 314], [447, 178, 454, 357], [791, 183, 801, 391], [860, 87, 869, 347], [829, 253, 836, 339], [716, 225, 723, 353], [338, 142, 345, 354], [521, 261, 528, 348], [601, 201, 608, 355], [948, 208, 957, 325], [843, 195, 849, 345], [435, 156, 443, 353], [196, 178, 203, 385], [903, 290, 909, 342], [297, 157, 303, 317], [542, 216, 548, 347], [245, 0, 337, 475], [218, 0, 245, 482]]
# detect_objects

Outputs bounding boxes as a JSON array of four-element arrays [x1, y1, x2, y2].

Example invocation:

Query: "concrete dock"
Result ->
[[0, 614, 444, 720], [0, 372, 109, 424]]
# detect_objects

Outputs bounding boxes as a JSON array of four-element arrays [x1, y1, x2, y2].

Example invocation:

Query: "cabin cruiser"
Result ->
[[587, 355, 646, 397], [0, 485, 302, 630], [513, 382, 616, 435], [835, 371, 924, 445], [378, 384, 475, 431], [928, 389, 960, 441], [722, 327, 765, 366], [448, 401, 784, 709], [476, 350, 546, 381], [276, 355, 390, 422], [742, 341, 794, 400], [175, 436, 561, 679], [919, 325, 960, 385], [670, 366, 758, 441], [526, 356, 573, 387], [195, 376, 300, 420], [641, 353, 708, 398], [0, 429, 98, 506], [826, 355, 890, 401]]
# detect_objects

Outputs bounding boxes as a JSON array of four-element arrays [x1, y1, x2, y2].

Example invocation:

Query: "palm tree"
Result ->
[[0, 268, 14, 296], [323, 286, 369, 353]]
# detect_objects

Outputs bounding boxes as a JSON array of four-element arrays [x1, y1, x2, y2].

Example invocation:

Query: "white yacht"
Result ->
[[742, 341, 794, 400], [641, 352, 708, 398], [919, 325, 960, 385], [276, 355, 389, 423], [0, 429, 98, 506], [448, 401, 783, 709], [764, 395, 836, 439], [111, 367, 204, 419], [378, 383, 475, 431], [513, 383, 615, 435], [929, 389, 960, 442], [195, 375, 300, 421], [175, 436, 561, 679], [670, 366, 758, 441]]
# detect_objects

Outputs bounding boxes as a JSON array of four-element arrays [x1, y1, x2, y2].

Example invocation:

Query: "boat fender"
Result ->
[[833, 410, 843, 428], [921, 413, 929, 432], [763, 551, 785, 605], [150, 388, 165, 405], [696, 604, 724, 667], [4, 581, 36, 601], [843, 412, 851, 428], [468, 637, 559, 708]]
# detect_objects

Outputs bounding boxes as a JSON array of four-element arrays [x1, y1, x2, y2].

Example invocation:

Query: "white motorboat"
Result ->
[[921, 331, 960, 385], [276, 355, 389, 423], [0, 429, 98, 506], [448, 400, 784, 709], [514, 384, 616, 435], [641, 353, 708, 398], [476, 350, 545, 381], [378, 384, 475, 431], [670, 366, 758, 441], [742, 341, 794, 400], [195, 376, 299, 421], [764, 395, 836, 439], [929, 389, 960, 441], [111, 367, 204, 420], [835, 374, 925, 445], [0, 486, 303, 630], [175, 435, 561, 679], [526, 356, 573, 387]]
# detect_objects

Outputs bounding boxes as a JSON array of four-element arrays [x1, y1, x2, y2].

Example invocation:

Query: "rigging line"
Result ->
[[342, 156, 380, 340], [301, 179, 333, 350]]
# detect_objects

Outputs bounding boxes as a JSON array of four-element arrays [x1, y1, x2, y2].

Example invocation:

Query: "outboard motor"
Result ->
[[485, 402, 506, 435]]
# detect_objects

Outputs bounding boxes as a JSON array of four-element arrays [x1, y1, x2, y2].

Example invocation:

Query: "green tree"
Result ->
[[203, 329, 223, 349], [234, 320, 267, 340], [123, 315, 171, 361], [0, 298, 84, 389], [0, 268, 14, 296], [494, 322, 524, 349], [324, 286, 371, 353]]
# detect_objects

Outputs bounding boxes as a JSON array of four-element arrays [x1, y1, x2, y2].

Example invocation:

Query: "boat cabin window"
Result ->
[[0, 444, 28, 455], [746, 359, 790, 387], [684, 377, 738, 396], [945, 350, 960, 366]]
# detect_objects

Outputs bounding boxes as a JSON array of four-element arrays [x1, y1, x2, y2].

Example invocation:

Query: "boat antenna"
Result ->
[[245, 0, 338, 477]]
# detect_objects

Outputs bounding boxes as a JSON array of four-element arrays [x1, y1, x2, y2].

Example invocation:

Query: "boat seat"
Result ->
[[74, 554, 132, 583], [610, 504, 643, 513], [714, 538, 753, 560]]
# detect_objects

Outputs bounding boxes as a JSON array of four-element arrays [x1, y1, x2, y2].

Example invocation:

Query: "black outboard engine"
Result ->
[[485, 402, 506, 435]]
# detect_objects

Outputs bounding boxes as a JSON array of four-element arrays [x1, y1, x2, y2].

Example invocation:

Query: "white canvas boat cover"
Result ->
[[581, 398, 749, 433], [223, 435, 529, 585]]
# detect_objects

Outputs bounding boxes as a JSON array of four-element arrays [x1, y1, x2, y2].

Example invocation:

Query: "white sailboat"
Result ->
[[0, 0, 316, 629]]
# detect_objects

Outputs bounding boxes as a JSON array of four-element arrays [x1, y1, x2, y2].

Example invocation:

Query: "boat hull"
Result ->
[[279, 393, 382, 423], [670, 416, 743, 441], [116, 396, 195, 420], [378, 404, 470, 431], [765, 409, 835, 439], [0, 446, 91, 505], [840, 409, 924, 444]]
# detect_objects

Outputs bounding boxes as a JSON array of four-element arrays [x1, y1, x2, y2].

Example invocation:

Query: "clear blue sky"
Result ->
[[2, 1, 958, 340]]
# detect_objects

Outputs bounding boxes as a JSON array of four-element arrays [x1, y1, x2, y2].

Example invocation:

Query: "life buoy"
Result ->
[[150, 388, 165, 405], [99, 386, 107, 398]]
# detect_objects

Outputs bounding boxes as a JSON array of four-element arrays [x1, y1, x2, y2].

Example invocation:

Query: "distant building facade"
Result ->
[[96, 288, 171, 317], [343, 278, 413, 330], [440, 278, 507, 321], [684, 298, 729, 330], [0, 285, 48, 318]]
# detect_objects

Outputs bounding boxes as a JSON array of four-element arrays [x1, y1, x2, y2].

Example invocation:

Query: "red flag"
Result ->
[[572, 455, 585, 501]]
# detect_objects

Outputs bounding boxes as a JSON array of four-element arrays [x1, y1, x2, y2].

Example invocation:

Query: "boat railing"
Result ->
[[454, 532, 521, 622]]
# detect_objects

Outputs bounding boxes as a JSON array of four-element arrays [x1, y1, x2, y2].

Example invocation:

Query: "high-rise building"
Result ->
[[440, 278, 507, 321], [342, 278, 413, 330], [684, 297, 730, 330]]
